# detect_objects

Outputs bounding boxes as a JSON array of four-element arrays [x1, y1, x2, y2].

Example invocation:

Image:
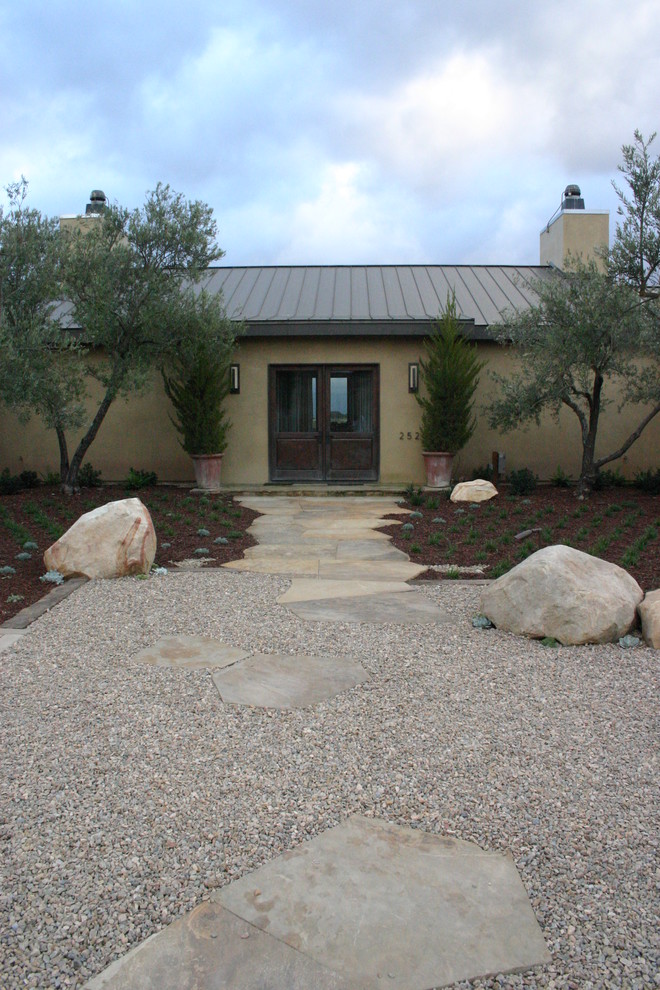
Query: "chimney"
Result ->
[[540, 185, 609, 271], [85, 189, 107, 215], [60, 189, 108, 234]]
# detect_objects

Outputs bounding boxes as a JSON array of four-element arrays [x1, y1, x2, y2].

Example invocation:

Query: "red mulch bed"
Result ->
[[0, 485, 260, 625], [380, 486, 659, 592]]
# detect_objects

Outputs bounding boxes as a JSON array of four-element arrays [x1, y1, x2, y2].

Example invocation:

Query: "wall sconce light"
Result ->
[[408, 363, 419, 393], [229, 364, 240, 394]]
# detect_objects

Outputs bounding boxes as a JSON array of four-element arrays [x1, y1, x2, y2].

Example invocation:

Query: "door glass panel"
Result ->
[[330, 375, 348, 430], [330, 371, 372, 433], [276, 371, 317, 432]]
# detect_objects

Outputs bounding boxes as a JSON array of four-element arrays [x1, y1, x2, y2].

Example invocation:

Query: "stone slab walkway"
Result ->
[[86, 816, 550, 990], [83, 495, 551, 989], [223, 496, 426, 583]]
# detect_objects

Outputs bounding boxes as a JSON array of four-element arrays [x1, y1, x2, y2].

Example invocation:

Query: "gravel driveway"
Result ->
[[1, 570, 658, 989]]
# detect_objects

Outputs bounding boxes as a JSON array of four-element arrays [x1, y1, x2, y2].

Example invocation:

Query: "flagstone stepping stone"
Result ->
[[211, 652, 368, 709], [84, 900, 363, 990], [214, 815, 550, 989], [223, 556, 321, 576], [318, 560, 427, 581], [133, 636, 248, 670], [278, 579, 413, 603], [335, 540, 409, 561], [286, 590, 454, 625], [85, 816, 549, 989]]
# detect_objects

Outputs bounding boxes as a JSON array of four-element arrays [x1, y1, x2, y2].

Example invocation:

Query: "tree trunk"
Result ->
[[62, 386, 117, 493], [55, 423, 70, 489], [577, 374, 603, 495]]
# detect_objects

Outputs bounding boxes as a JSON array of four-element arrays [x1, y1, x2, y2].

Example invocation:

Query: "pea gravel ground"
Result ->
[[0, 571, 658, 990]]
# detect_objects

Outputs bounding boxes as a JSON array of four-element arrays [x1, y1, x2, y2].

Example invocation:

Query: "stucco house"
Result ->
[[5, 188, 657, 487]]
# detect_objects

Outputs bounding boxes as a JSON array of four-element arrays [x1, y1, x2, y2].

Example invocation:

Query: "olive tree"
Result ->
[[1, 181, 227, 491], [0, 179, 87, 478], [487, 264, 659, 490], [486, 131, 660, 492]]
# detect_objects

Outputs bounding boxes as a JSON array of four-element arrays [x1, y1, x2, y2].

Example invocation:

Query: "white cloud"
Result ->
[[273, 163, 423, 264]]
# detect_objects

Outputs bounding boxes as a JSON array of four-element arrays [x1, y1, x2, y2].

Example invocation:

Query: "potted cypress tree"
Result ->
[[416, 293, 484, 487], [162, 292, 240, 490]]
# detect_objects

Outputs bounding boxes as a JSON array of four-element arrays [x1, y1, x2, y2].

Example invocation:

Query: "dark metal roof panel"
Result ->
[[204, 264, 551, 328]]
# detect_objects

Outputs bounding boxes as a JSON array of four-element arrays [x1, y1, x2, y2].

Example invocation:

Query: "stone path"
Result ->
[[85, 495, 550, 989]]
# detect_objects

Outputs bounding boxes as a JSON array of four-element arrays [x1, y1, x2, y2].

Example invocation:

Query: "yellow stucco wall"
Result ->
[[540, 212, 610, 271], [1, 336, 658, 485]]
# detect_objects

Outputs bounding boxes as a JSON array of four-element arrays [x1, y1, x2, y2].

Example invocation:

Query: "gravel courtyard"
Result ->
[[0, 570, 658, 989]]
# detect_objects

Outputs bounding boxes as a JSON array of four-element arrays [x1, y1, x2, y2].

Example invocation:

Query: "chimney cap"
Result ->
[[85, 190, 107, 215], [561, 184, 584, 211]]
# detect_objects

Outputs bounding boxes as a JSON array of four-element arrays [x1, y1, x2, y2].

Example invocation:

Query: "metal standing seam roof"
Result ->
[[202, 264, 553, 336]]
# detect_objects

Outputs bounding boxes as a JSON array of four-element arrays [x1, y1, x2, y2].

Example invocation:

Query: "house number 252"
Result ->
[[399, 431, 420, 440]]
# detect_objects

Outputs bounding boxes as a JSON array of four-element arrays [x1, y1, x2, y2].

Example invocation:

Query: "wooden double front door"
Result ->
[[269, 365, 379, 482]]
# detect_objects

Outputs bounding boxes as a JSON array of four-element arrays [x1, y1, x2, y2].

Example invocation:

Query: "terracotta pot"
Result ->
[[191, 453, 224, 490], [422, 451, 454, 488]]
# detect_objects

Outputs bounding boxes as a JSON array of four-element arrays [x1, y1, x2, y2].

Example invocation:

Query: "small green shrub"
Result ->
[[40, 570, 64, 585], [633, 468, 660, 495], [620, 525, 658, 568], [425, 496, 439, 510], [551, 465, 571, 488], [0, 469, 22, 495], [22, 502, 63, 540], [445, 566, 460, 579], [470, 464, 494, 481], [78, 463, 103, 488], [508, 468, 537, 496], [490, 558, 512, 578], [410, 542, 422, 554], [19, 470, 40, 489], [428, 532, 443, 546], [124, 467, 157, 490], [42, 471, 61, 486], [593, 467, 627, 490], [6, 593, 24, 603]]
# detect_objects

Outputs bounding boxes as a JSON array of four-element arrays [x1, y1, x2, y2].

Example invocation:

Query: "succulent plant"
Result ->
[[0, 566, 16, 576], [214, 536, 228, 545], [194, 547, 209, 555], [40, 570, 64, 585], [16, 552, 32, 561], [160, 542, 171, 550], [197, 527, 210, 537], [23, 541, 38, 551]]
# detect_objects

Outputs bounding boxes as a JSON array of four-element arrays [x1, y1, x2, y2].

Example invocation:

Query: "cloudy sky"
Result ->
[[1, 0, 658, 266]]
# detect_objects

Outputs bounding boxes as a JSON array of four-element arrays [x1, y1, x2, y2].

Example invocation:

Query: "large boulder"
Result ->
[[638, 590, 660, 649], [44, 498, 156, 579], [451, 480, 498, 503], [480, 545, 644, 645]]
